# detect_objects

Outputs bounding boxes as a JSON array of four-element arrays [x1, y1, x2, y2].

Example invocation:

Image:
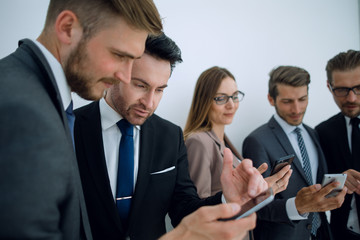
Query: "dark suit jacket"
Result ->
[[0, 39, 92, 239], [74, 101, 222, 240], [242, 116, 332, 240], [316, 113, 360, 239]]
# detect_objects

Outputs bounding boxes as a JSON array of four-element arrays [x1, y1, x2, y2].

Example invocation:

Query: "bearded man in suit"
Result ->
[[0, 0, 162, 239], [75, 33, 268, 240]]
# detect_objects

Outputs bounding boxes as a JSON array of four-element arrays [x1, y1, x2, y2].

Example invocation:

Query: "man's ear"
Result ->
[[268, 93, 275, 106], [326, 80, 332, 93], [55, 10, 81, 45]]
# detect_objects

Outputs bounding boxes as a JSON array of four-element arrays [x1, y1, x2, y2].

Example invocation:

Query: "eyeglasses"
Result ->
[[330, 85, 360, 97], [213, 90, 245, 105]]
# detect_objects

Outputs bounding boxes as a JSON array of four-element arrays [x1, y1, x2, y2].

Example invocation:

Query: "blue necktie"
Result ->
[[65, 101, 75, 147], [116, 119, 134, 224], [294, 127, 320, 236]]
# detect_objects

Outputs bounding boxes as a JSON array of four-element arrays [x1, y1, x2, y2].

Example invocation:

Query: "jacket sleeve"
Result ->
[[243, 135, 295, 226], [169, 128, 222, 227], [185, 134, 213, 198]]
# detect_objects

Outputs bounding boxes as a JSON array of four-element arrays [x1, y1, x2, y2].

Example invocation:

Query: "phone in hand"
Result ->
[[270, 154, 295, 176], [321, 173, 347, 198], [219, 188, 274, 221]]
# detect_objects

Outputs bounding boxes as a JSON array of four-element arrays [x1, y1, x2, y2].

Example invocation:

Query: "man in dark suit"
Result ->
[[0, 0, 162, 239], [242, 66, 346, 240], [75, 33, 268, 240], [316, 50, 360, 240]]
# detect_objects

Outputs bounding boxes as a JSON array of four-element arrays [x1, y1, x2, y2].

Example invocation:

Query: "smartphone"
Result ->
[[219, 188, 274, 221], [270, 154, 295, 176], [321, 173, 347, 198]]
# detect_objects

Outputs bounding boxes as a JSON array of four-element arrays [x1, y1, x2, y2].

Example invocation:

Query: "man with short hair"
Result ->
[[0, 0, 162, 239], [243, 66, 346, 240], [75, 33, 267, 240], [316, 50, 360, 240]]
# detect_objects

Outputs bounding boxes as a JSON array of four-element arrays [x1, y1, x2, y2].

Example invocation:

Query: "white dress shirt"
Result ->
[[274, 113, 319, 220], [99, 98, 140, 200], [345, 116, 360, 234]]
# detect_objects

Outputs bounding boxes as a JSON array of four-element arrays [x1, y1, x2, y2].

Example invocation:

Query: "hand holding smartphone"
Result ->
[[270, 154, 295, 176], [219, 188, 274, 221], [321, 173, 347, 198]]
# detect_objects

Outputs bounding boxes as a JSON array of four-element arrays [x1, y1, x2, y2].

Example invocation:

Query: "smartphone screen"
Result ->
[[219, 188, 274, 221]]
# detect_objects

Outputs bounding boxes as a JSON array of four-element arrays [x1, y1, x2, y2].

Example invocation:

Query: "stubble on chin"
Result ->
[[126, 109, 153, 126], [341, 103, 360, 118], [126, 113, 147, 126], [63, 39, 102, 101], [342, 109, 360, 119]]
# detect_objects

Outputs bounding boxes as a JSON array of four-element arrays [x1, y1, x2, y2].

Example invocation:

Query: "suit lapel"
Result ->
[[19, 39, 93, 238], [268, 117, 310, 185], [19, 39, 72, 144], [128, 116, 155, 228], [331, 114, 360, 218], [336, 114, 353, 169], [304, 124, 327, 183], [79, 102, 123, 230]]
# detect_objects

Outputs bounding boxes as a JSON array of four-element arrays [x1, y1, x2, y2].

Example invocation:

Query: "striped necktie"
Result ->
[[294, 127, 320, 236]]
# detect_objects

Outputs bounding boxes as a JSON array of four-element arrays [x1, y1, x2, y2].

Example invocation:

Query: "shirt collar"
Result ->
[[99, 98, 140, 131], [32, 39, 71, 110], [344, 115, 360, 126], [345, 115, 351, 126], [274, 112, 305, 134]]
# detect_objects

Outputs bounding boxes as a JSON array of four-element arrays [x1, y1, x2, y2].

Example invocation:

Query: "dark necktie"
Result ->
[[294, 127, 320, 236], [116, 119, 134, 224], [294, 128, 313, 185], [351, 118, 360, 170], [65, 101, 75, 147]]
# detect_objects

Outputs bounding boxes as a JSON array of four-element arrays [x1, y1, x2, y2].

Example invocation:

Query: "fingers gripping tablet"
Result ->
[[219, 188, 274, 221]]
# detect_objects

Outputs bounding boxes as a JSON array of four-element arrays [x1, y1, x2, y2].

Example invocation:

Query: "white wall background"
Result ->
[[1, 0, 359, 153]]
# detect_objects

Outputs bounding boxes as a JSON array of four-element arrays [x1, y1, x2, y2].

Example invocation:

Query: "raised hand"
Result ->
[[221, 148, 268, 205], [264, 165, 292, 194], [343, 169, 360, 194]]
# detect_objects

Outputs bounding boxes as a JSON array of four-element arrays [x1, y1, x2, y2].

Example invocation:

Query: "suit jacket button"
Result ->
[[307, 224, 312, 230]]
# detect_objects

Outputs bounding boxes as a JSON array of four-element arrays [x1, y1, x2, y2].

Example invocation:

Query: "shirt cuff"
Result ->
[[286, 197, 309, 220], [221, 194, 227, 203]]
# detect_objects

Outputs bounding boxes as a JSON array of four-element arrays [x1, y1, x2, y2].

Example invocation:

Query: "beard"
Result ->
[[64, 39, 117, 101], [341, 102, 360, 118], [274, 105, 305, 126], [109, 84, 153, 126], [64, 39, 94, 100]]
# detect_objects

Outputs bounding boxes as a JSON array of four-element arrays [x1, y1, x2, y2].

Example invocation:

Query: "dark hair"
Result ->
[[44, 0, 162, 40], [268, 65, 310, 100], [144, 33, 183, 73], [326, 50, 360, 85], [184, 66, 235, 139]]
